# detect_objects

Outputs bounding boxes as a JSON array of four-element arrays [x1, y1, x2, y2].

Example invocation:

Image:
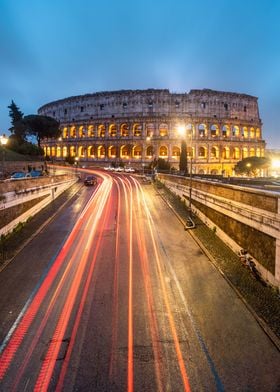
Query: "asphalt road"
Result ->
[[0, 171, 279, 391]]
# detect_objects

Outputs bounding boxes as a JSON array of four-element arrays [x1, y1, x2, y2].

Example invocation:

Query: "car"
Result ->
[[10, 172, 26, 180], [84, 175, 97, 186], [124, 167, 135, 173], [114, 166, 124, 172]]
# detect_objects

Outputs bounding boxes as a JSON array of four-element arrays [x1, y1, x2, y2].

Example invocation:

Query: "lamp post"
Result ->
[[0, 134, 8, 179], [74, 156, 79, 176]]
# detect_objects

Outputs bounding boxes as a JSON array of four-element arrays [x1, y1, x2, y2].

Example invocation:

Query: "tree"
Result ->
[[8, 100, 25, 143], [234, 157, 270, 177], [179, 140, 188, 174], [19, 115, 60, 147]]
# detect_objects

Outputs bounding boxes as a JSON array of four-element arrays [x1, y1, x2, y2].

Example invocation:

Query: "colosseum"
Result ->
[[39, 88, 265, 175]]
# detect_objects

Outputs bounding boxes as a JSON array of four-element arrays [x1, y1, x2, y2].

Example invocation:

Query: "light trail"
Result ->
[[34, 177, 112, 391], [0, 174, 112, 386], [132, 178, 164, 392], [133, 178, 192, 392]]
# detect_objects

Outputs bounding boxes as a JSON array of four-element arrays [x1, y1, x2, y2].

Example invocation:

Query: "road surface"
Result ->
[[0, 171, 279, 391]]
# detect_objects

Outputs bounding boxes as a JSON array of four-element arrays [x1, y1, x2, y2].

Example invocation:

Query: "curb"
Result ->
[[156, 187, 280, 353]]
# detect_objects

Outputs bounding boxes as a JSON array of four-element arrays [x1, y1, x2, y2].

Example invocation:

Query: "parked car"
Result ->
[[10, 172, 26, 180], [124, 167, 135, 173], [84, 175, 97, 186]]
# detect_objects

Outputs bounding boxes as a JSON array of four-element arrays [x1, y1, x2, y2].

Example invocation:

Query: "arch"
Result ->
[[62, 146, 68, 157], [198, 146, 207, 158], [198, 124, 207, 138], [232, 125, 240, 137], [70, 126, 76, 138], [51, 147, 56, 157], [70, 146, 76, 157], [222, 147, 230, 159], [256, 147, 261, 157], [233, 147, 240, 159], [46, 147, 51, 157], [78, 126, 85, 138], [159, 145, 168, 157], [186, 123, 195, 139], [87, 146, 94, 157], [172, 146, 180, 158], [210, 124, 219, 137], [98, 124, 106, 137], [211, 146, 219, 158], [109, 124, 117, 137], [146, 123, 155, 137], [120, 144, 131, 158], [78, 146, 86, 157], [159, 123, 168, 137], [97, 145, 106, 158], [88, 125, 94, 137], [250, 127, 255, 138], [132, 144, 142, 158], [198, 169, 205, 174], [255, 128, 260, 138], [222, 125, 230, 137], [211, 169, 218, 175], [249, 147, 255, 157], [121, 123, 129, 137], [108, 145, 117, 158], [133, 123, 142, 137], [242, 126, 248, 138], [62, 127, 68, 138], [187, 146, 194, 157], [242, 147, 248, 158], [146, 145, 154, 157], [56, 146, 61, 158]]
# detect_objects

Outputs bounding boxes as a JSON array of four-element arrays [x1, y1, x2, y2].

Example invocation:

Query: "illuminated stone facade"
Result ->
[[39, 89, 265, 175]]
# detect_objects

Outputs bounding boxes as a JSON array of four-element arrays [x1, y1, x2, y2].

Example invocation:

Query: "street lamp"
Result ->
[[0, 134, 8, 179], [177, 125, 195, 228]]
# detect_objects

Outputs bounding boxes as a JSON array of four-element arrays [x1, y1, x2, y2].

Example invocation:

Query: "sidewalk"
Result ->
[[155, 181, 280, 344]]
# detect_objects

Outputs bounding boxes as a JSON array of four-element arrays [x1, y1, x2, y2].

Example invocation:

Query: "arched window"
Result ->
[[146, 145, 154, 157], [70, 126, 76, 138], [70, 146, 76, 157], [232, 125, 239, 137], [186, 123, 194, 139], [98, 125, 105, 137], [133, 123, 142, 137], [146, 123, 155, 137], [256, 148, 261, 157], [109, 124, 117, 137], [242, 127, 248, 138], [211, 146, 218, 158], [88, 125, 94, 137], [159, 123, 168, 137], [250, 127, 255, 138], [198, 146, 206, 157], [222, 125, 230, 137], [249, 147, 255, 157], [233, 147, 240, 159], [210, 124, 218, 137], [62, 146, 68, 157], [120, 145, 131, 158], [256, 128, 260, 138], [97, 145, 105, 158], [242, 147, 248, 158], [108, 145, 116, 158], [121, 123, 129, 137], [63, 127, 68, 138], [78, 126, 85, 138], [133, 145, 142, 158], [57, 146, 61, 157], [172, 146, 180, 158], [159, 146, 168, 157], [88, 146, 94, 157], [222, 147, 230, 159], [198, 124, 207, 138]]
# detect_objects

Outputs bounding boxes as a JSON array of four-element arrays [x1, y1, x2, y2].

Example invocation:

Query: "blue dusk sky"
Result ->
[[0, 0, 279, 148]]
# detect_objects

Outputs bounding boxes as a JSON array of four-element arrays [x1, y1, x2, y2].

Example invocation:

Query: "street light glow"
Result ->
[[271, 159, 280, 168], [0, 134, 8, 146], [177, 125, 185, 137]]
